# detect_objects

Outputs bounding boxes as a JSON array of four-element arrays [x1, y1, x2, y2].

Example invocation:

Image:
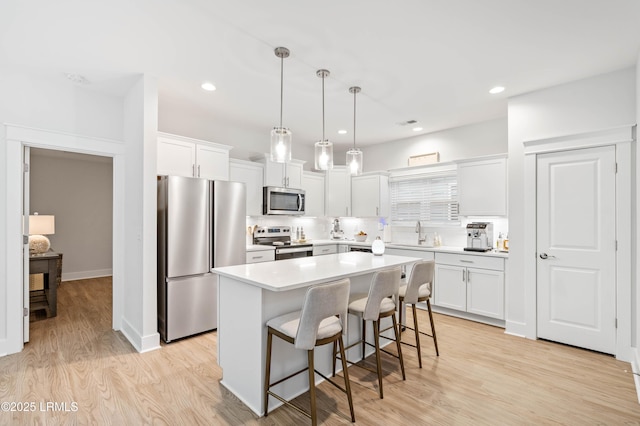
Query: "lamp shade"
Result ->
[[29, 214, 55, 235]]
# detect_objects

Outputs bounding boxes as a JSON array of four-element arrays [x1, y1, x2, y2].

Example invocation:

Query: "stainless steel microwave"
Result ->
[[263, 186, 305, 215]]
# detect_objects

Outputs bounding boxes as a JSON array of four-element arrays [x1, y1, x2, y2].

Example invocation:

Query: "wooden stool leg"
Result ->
[[412, 304, 422, 368], [264, 329, 273, 416], [427, 299, 439, 356], [332, 340, 338, 377], [373, 320, 383, 399], [338, 336, 356, 422], [392, 314, 406, 380], [361, 318, 366, 360], [398, 297, 404, 333], [308, 349, 317, 426]]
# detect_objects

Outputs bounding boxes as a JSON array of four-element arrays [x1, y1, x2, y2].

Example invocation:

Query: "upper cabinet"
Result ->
[[254, 155, 305, 189], [325, 166, 351, 217], [457, 156, 507, 216], [301, 171, 325, 217], [351, 172, 389, 217], [157, 132, 231, 180], [229, 159, 264, 216]]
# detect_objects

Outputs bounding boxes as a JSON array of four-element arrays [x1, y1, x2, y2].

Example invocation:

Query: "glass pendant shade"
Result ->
[[314, 140, 333, 170], [314, 69, 334, 171], [346, 148, 363, 175], [270, 126, 292, 163], [270, 47, 291, 163]]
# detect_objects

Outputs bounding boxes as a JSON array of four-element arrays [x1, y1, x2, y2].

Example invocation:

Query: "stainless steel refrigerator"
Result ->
[[157, 176, 246, 343]]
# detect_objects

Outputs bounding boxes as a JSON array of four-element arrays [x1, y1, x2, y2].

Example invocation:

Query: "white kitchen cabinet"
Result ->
[[338, 245, 350, 253], [434, 252, 505, 320], [312, 245, 337, 256], [245, 249, 275, 264], [325, 166, 351, 217], [157, 132, 231, 180], [255, 155, 305, 189], [229, 159, 264, 216], [301, 171, 325, 217], [351, 172, 390, 217], [457, 156, 507, 216]]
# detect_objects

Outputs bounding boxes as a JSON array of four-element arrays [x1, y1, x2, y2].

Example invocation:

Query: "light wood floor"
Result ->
[[1, 277, 639, 425]]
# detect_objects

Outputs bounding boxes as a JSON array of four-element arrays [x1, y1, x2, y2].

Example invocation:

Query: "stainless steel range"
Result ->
[[253, 226, 313, 260]]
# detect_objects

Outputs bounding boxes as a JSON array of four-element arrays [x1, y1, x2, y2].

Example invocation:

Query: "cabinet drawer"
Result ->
[[435, 252, 504, 271], [245, 250, 275, 264], [313, 245, 338, 256]]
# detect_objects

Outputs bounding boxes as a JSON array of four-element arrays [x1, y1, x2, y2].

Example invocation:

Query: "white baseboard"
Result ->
[[62, 269, 112, 282], [632, 347, 640, 404], [120, 317, 161, 353], [505, 320, 529, 338]]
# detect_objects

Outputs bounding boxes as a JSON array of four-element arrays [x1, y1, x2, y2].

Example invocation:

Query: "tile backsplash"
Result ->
[[246, 215, 509, 248]]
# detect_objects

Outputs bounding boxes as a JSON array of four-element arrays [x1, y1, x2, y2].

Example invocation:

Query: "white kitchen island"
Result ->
[[212, 251, 419, 416]]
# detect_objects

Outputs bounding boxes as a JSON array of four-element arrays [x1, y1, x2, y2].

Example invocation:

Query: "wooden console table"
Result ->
[[29, 250, 63, 318]]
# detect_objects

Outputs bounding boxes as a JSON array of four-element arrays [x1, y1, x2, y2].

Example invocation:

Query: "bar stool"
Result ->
[[264, 278, 355, 425], [336, 267, 405, 399], [398, 259, 439, 367]]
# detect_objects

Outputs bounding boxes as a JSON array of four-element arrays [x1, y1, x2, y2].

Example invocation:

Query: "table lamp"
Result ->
[[29, 213, 55, 254]]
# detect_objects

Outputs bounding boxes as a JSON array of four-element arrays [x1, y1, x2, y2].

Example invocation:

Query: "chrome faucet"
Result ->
[[415, 220, 425, 245]]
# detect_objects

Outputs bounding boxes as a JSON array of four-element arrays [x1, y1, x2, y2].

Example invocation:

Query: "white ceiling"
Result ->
[[2, 0, 639, 149]]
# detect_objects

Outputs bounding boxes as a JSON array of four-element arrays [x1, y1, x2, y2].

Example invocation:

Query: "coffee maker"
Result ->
[[464, 222, 493, 252]]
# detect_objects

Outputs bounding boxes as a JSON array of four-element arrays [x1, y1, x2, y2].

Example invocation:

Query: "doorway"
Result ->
[[26, 148, 113, 338], [4, 125, 127, 356], [536, 146, 616, 354]]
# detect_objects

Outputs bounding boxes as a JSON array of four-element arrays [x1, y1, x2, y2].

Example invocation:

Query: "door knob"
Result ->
[[539, 253, 556, 259]]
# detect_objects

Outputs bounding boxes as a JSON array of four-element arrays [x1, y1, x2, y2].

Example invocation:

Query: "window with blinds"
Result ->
[[389, 171, 459, 225]]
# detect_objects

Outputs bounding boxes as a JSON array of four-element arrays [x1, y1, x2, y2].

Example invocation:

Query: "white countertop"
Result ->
[[213, 251, 420, 291], [246, 240, 508, 258], [308, 239, 509, 258]]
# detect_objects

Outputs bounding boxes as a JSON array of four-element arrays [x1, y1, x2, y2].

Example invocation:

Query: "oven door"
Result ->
[[275, 246, 313, 260]]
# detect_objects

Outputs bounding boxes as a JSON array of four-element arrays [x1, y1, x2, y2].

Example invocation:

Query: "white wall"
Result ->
[[362, 118, 507, 171], [506, 67, 637, 337], [0, 68, 160, 356], [159, 100, 316, 168], [30, 151, 113, 280]]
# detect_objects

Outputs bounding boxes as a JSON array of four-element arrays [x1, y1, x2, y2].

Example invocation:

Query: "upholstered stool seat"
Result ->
[[335, 267, 405, 399], [398, 260, 439, 368], [264, 278, 355, 426]]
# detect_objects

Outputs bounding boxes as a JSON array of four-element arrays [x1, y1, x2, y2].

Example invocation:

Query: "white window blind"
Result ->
[[389, 171, 459, 225]]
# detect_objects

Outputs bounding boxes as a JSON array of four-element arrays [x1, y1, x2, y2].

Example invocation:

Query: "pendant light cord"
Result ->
[[279, 55, 284, 129], [353, 89, 357, 150], [321, 74, 325, 141]]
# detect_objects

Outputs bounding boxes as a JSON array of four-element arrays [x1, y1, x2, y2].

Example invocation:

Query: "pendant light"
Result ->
[[314, 69, 334, 170], [270, 47, 292, 163], [346, 86, 363, 175]]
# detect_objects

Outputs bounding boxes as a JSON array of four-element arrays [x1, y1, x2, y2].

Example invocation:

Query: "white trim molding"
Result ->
[[522, 124, 635, 362], [2, 124, 128, 356]]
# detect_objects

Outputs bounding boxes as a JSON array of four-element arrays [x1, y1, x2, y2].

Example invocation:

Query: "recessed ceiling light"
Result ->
[[412, 127, 423, 132], [489, 86, 505, 94], [201, 82, 216, 91], [338, 130, 347, 135]]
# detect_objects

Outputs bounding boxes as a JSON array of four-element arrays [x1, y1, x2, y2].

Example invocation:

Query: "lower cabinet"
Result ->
[[245, 249, 275, 264], [434, 253, 505, 320]]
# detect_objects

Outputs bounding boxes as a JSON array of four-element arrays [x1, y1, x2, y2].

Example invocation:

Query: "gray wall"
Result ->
[[30, 150, 113, 280]]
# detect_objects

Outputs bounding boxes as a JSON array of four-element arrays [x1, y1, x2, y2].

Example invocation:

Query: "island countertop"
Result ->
[[213, 251, 420, 292]]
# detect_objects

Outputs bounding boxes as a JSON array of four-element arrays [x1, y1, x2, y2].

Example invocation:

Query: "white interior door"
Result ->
[[536, 145, 616, 354], [23, 146, 30, 343]]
